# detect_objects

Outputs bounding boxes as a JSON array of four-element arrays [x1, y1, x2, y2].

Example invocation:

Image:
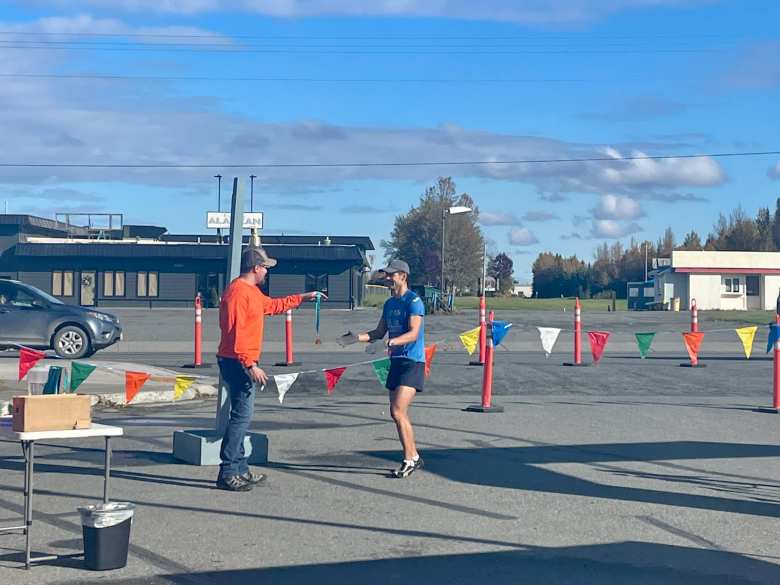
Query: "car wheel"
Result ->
[[53, 326, 91, 359]]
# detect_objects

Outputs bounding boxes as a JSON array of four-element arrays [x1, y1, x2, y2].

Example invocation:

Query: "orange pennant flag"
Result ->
[[682, 332, 704, 363], [125, 371, 152, 404], [424, 344, 437, 378], [324, 367, 347, 394], [18, 347, 46, 382]]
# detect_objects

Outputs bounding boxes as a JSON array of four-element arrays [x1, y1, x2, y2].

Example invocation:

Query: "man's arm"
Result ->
[[228, 294, 255, 368], [358, 317, 388, 343], [263, 291, 325, 315], [387, 315, 422, 347]]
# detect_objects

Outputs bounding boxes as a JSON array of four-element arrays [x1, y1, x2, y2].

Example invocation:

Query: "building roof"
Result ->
[[162, 234, 374, 250], [672, 250, 780, 274], [8, 241, 367, 263]]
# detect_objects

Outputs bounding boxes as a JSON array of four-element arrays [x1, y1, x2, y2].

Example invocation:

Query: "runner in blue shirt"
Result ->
[[356, 259, 425, 478]]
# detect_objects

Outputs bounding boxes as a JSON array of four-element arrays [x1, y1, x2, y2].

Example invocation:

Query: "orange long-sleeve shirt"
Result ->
[[217, 278, 303, 367]]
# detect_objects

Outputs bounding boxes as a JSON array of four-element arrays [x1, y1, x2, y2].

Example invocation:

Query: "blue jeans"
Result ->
[[218, 358, 256, 479]]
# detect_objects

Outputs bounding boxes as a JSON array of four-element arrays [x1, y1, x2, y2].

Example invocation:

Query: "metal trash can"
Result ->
[[78, 502, 135, 571]]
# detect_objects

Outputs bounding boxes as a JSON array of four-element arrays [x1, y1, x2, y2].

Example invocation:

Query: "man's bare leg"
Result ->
[[389, 386, 418, 461]]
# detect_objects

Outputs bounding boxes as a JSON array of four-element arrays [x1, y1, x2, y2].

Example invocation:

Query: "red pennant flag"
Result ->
[[588, 331, 611, 364], [424, 344, 437, 378], [324, 367, 347, 394], [682, 332, 705, 363], [125, 371, 152, 404], [18, 347, 46, 382]]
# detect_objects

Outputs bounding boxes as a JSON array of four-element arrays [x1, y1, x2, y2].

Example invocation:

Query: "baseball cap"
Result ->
[[241, 247, 277, 272], [380, 259, 411, 275]]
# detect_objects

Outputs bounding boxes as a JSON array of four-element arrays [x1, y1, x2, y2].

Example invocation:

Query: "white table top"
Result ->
[[0, 421, 123, 442]]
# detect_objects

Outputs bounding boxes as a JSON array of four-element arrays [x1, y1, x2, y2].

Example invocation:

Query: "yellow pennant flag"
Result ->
[[174, 376, 196, 400], [459, 326, 481, 355], [735, 326, 758, 359]]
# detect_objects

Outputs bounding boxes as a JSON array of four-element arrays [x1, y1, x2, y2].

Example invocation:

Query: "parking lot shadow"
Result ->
[[363, 442, 780, 518], [155, 541, 778, 585]]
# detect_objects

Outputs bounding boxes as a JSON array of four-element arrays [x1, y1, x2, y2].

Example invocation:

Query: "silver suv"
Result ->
[[0, 279, 122, 359]]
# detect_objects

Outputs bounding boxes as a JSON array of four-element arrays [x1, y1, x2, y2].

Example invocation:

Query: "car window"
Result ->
[[0, 283, 46, 308]]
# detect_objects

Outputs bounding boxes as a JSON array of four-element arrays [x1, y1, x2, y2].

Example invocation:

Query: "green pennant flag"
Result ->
[[371, 358, 391, 386], [70, 362, 97, 392], [635, 332, 656, 359]]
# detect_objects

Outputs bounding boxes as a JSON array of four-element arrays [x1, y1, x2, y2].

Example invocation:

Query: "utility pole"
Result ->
[[644, 241, 648, 282]]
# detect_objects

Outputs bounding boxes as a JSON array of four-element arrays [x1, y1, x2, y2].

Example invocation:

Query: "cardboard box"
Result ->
[[12, 394, 92, 432]]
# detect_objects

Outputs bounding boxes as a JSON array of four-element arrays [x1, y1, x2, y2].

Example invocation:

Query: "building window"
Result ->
[[51, 271, 74, 297], [305, 273, 329, 295], [629, 288, 639, 297], [104, 271, 125, 297], [137, 272, 159, 297], [724, 277, 741, 294], [643, 287, 655, 297]]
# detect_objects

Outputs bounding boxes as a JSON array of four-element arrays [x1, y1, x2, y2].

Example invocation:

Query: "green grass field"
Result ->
[[453, 296, 628, 311], [707, 310, 776, 325]]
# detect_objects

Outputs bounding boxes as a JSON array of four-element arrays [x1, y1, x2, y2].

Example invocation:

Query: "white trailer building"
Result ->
[[654, 250, 780, 311]]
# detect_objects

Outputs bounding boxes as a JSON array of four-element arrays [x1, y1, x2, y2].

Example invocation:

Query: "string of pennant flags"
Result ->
[[13, 320, 778, 405]]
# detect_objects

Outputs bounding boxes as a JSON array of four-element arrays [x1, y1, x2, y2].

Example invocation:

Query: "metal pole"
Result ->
[[104, 436, 111, 503], [440, 209, 446, 296], [250, 174, 256, 212], [774, 290, 780, 410], [216, 177, 245, 435], [644, 242, 648, 282], [214, 174, 222, 243], [26, 441, 33, 569]]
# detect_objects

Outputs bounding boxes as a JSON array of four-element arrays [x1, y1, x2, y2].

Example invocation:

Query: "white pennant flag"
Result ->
[[537, 327, 562, 358], [274, 373, 299, 404]]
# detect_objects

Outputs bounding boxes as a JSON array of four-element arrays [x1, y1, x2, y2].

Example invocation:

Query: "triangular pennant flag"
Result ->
[[324, 367, 347, 394], [588, 331, 611, 364], [424, 344, 437, 377], [537, 327, 561, 357], [492, 321, 512, 347], [274, 373, 299, 404], [70, 362, 96, 392], [682, 332, 705, 363], [125, 371, 152, 404], [18, 347, 46, 382], [766, 324, 779, 354], [372, 358, 391, 386], [459, 326, 481, 355], [735, 326, 758, 359], [635, 332, 656, 359], [174, 376, 196, 400]]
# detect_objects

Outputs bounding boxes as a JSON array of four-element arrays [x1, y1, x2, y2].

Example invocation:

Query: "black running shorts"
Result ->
[[386, 358, 425, 392]]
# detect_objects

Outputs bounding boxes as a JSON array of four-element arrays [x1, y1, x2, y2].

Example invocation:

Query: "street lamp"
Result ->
[[441, 205, 473, 298]]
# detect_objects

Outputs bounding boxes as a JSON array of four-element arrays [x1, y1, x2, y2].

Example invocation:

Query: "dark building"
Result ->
[[0, 215, 373, 309]]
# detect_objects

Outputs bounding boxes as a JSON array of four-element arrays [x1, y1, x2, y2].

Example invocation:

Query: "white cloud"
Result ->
[[480, 211, 524, 226], [769, 161, 780, 180], [590, 219, 642, 239], [522, 210, 558, 222], [601, 148, 725, 188], [508, 227, 538, 246], [21, 1, 717, 23], [592, 194, 643, 220]]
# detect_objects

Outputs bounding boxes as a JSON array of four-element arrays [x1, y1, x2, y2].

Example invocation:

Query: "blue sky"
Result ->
[[1, 1, 779, 281]]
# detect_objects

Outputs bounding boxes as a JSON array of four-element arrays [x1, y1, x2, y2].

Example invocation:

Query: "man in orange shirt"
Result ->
[[216, 247, 324, 491]]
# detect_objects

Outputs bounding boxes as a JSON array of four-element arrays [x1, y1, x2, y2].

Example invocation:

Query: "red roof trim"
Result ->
[[675, 267, 780, 274]]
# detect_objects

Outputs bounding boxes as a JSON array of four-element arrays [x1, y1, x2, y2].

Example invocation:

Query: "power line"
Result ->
[[0, 150, 777, 170], [0, 72, 602, 84], [0, 30, 747, 41], [0, 42, 724, 55]]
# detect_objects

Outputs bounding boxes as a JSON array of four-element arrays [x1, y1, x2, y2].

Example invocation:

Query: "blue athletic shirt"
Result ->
[[382, 290, 425, 362]]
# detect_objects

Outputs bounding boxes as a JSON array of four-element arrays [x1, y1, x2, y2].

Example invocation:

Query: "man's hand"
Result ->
[[338, 331, 359, 347], [303, 291, 328, 301], [248, 365, 268, 385]]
